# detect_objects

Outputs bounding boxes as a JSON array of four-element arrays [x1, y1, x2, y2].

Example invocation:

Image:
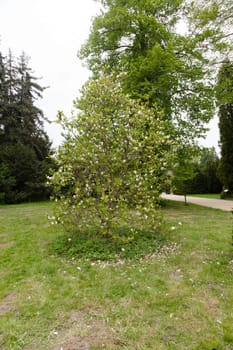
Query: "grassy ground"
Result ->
[[189, 193, 233, 201], [0, 201, 233, 349], [188, 193, 221, 199]]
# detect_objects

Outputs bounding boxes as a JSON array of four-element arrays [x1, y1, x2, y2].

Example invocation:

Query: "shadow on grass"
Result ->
[[50, 225, 168, 261]]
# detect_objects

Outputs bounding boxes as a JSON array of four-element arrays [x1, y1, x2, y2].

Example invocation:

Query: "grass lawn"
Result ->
[[188, 194, 221, 199], [0, 201, 233, 349], [189, 194, 233, 201]]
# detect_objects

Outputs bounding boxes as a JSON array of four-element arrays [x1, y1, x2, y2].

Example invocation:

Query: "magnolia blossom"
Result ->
[[49, 74, 173, 239]]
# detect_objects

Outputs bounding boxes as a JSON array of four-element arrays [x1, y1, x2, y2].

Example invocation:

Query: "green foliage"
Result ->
[[173, 147, 222, 195], [51, 226, 167, 261], [217, 61, 233, 194], [79, 0, 232, 143], [216, 60, 233, 106], [0, 50, 53, 203], [195, 147, 222, 194], [49, 73, 172, 239], [171, 145, 199, 196], [188, 0, 233, 49]]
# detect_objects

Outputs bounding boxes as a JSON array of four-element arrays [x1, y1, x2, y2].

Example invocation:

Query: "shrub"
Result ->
[[49, 74, 172, 240]]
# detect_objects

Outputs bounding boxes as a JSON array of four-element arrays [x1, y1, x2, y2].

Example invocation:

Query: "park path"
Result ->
[[161, 193, 233, 211]]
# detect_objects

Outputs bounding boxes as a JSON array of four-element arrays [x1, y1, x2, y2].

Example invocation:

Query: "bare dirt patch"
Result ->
[[0, 293, 16, 315], [169, 269, 184, 280], [0, 242, 13, 249], [49, 310, 117, 350]]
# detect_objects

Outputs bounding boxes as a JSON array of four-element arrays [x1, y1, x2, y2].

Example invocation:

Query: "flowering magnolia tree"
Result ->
[[49, 74, 172, 239]]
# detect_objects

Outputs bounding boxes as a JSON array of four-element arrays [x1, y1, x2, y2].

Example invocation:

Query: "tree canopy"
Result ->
[[79, 0, 233, 143]]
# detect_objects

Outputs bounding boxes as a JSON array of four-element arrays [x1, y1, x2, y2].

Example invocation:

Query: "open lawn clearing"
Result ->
[[0, 201, 233, 349]]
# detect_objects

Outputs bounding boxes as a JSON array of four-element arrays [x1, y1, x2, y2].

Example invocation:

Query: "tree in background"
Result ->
[[0, 50, 52, 203], [217, 61, 233, 196], [79, 0, 233, 148], [170, 145, 198, 202], [49, 74, 173, 239], [173, 147, 222, 195], [196, 148, 222, 194]]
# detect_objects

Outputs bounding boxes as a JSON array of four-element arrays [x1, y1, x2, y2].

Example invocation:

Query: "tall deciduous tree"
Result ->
[[217, 61, 233, 194], [0, 50, 52, 203], [79, 0, 232, 143]]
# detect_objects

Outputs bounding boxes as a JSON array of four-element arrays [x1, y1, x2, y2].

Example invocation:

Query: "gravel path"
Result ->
[[161, 193, 233, 211]]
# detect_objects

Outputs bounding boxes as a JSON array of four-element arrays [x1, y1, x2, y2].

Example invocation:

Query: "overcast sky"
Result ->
[[0, 0, 220, 151]]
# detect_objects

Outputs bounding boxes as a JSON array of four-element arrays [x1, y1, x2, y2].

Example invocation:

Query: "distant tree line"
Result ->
[[171, 57, 233, 197], [0, 50, 53, 203], [173, 147, 222, 195]]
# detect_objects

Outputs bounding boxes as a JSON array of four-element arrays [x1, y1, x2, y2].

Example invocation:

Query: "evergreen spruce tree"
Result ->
[[0, 50, 52, 203]]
